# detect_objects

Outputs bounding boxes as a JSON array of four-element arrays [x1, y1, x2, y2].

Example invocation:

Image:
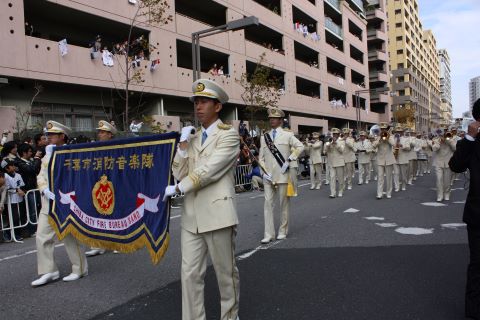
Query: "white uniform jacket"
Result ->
[[324, 139, 345, 167], [431, 137, 456, 168], [259, 127, 304, 184], [354, 139, 373, 164], [172, 122, 240, 234], [372, 136, 396, 166]]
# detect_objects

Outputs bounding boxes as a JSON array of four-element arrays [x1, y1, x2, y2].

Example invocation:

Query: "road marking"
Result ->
[[298, 183, 310, 188], [375, 223, 398, 228], [421, 202, 447, 207], [250, 194, 264, 199], [441, 223, 466, 230], [395, 227, 434, 235], [453, 201, 466, 204], [364, 217, 385, 221], [170, 215, 181, 220], [344, 208, 359, 213], [0, 244, 64, 263], [237, 240, 282, 261]]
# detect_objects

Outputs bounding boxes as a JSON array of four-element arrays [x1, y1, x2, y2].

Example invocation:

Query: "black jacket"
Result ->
[[449, 138, 480, 226], [15, 158, 41, 191]]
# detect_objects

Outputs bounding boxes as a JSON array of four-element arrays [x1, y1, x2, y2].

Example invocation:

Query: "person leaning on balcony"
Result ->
[[163, 79, 241, 320], [31, 121, 88, 287], [448, 98, 480, 320]]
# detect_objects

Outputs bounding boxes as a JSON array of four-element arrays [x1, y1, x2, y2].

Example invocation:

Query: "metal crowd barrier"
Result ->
[[1, 189, 41, 243], [234, 164, 252, 189]]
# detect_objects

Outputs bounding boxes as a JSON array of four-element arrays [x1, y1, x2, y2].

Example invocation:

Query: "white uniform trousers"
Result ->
[[324, 161, 330, 184], [418, 160, 427, 175], [377, 164, 393, 198], [310, 163, 323, 188], [358, 163, 369, 184], [426, 156, 432, 173], [370, 159, 378, 180], [450, 171, 458, 186], [263, 182, 289, 238], [181, 227, 239, 320], [407, 160, 415, 183], [435, 166, 452, 200], [344, 162, 355, 188], [36, 202, 87, 275], [393, 163, 408, 190], [251, 175, 263, 190], [329, 166, 345, 197]]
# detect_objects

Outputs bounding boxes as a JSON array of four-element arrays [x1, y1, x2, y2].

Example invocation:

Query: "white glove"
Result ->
[[162, 185, 178, 202], [263, 173, 272, 182], [288, 155, 295, 161], [43, 189, 55, 201], [180, 126, 196, 143], [281, 161, 289, 174]]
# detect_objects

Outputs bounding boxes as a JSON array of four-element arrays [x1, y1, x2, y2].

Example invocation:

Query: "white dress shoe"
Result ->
[[436, 197, 443, 202], [276, 234, 287, 240], [401, 186, 406, 191], [376, 195, 382, 199], [31, 271, 60, 287], [444, 194, 450, 201], [347, 186, 352, 190], [315, 184, 321, 190], [260, 237, 272, 244], [86, 248, 105, 257], [394, 188, 399, 192], [310, 185, 315, 190], [338, 192, 343, 197], [386, 195, 391, 199], [329, 194, 336, 198], [63, 272, 88, 282], [365, 180, 369, 184]]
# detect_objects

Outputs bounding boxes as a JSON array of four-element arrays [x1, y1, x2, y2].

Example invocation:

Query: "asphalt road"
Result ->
[[0, 171, 470, 320]]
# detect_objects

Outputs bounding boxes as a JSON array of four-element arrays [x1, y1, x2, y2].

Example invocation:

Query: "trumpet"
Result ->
[[381, 131, 389, 141], [444, 132, 453, 140]]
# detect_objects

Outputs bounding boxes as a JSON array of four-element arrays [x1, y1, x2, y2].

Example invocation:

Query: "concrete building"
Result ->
[[0, 0, 391, 136], [470, 76, 480, 111], [386, 0, 442, 133], [365, 0, 390, 115], [438, 49, 452, 124]]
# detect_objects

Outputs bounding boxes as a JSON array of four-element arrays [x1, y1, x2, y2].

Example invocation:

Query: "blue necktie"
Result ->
[[202, 131, 208, 145], [272, 129, 277, 141]]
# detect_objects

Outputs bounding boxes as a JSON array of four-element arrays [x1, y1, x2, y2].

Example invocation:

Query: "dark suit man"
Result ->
[[449, 98, 480, 319]]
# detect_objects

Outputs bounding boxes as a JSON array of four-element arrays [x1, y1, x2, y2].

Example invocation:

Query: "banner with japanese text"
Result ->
[[48, 132, 178, 264]]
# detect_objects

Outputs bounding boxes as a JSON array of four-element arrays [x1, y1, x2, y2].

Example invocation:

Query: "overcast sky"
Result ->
[[418, 0, 480, 117]]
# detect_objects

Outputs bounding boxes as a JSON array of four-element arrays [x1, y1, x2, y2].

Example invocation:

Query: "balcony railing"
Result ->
[[350, 0, 365, 13], [325, 19, 343, 39], [325, 0, 341, 12]]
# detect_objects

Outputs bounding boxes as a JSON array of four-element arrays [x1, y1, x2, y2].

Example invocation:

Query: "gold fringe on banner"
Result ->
[[49, 216, 170, 265]]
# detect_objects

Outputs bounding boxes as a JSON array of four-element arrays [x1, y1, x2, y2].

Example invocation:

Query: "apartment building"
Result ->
[[387, 0, 442, 133], [365, 0, 389, 114], [470, 76, 480, 112], [0, 0, 390, 135], [438, 49, 452, 124]]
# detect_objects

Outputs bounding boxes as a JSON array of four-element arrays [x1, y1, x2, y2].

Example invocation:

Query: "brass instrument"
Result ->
[[393, 133, 400, 159], [444, 132, 453, 140], [381, 131, 389, 141]]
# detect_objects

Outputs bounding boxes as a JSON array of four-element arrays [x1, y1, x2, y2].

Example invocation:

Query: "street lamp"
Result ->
[[355, 86, 389, 132], [191, 16, 259, 81]]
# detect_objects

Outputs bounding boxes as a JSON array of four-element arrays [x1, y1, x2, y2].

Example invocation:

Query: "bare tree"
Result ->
[[110, 0, 172, 131], [15, 82, 43, 140], [237, 53, 282, 134]]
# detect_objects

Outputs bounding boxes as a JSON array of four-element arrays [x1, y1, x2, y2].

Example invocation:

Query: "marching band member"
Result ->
[[324, 128, 345, 198], [432, 127, 456, 202], [164, 79, 241, 320], [416, 132, 428, 177], [323, 132, 332, 185], [342, 128, 356, 190], [86, 120, 117, 257], [32, 121, 88, 287], [369, 134, 378, 181], [392, 125, 411, 192], [308, 132, 323, 190], [354, 131, 372, 185], [449, 127, 461, 186], [405, 129, 416, 185], [259, 108, 304, 243], [371, 123, 396, 199]]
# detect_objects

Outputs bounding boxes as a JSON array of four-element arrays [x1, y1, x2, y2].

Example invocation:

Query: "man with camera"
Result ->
[[449, 99, 480, 319]]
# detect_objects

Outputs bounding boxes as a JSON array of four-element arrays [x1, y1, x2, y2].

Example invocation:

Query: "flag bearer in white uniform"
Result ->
[[31, 121, 88, 287]]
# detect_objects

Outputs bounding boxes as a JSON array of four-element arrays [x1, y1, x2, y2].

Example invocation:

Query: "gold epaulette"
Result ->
[[283, 128, 292, 132], [218, 123, 232, 130]]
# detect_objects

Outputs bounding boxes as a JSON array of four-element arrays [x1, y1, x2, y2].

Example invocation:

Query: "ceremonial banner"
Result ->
[[48, 133, 178, 264]]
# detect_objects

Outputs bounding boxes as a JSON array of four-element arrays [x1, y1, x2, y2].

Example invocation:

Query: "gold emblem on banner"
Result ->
[[92, 175, 115, 215]]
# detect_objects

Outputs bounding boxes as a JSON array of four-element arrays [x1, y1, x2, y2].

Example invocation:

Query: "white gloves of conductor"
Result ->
[[43, 189, 55, 200], [163, 185, 178, 202], [180, 126, 196, 143]]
